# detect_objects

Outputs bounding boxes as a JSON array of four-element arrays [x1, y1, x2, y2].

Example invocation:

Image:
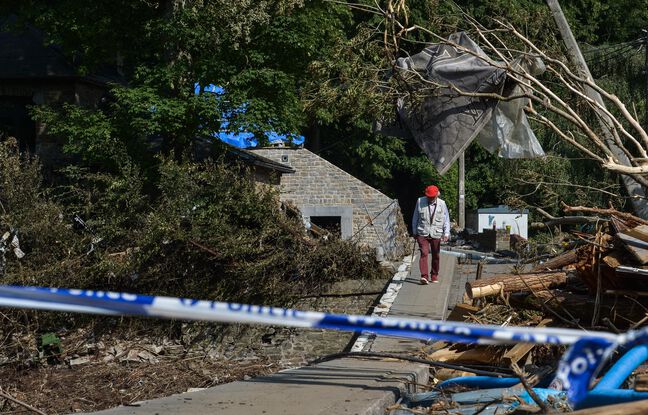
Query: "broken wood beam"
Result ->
[[502, 319, 552, 365], [427, 346, 501, 365], [466, 271, 568, 300], [545, 216, 607, 226]]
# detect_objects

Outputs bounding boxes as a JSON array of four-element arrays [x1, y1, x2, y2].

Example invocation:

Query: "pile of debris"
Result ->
[[393, 205, 648, 414], [465, 204, 648, 331]]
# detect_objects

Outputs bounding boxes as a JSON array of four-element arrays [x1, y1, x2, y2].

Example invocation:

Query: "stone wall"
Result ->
[[470, 229, 510, 252], [211, 278, 387, 368], [250, 148, 408, 260]]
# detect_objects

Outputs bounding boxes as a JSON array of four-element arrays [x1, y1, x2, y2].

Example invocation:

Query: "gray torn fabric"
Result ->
[[376, 32, 544, 174], [476, 55, 545, 159]]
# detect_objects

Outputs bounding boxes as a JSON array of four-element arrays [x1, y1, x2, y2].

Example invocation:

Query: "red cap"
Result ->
[[425, 185, 439, 198]]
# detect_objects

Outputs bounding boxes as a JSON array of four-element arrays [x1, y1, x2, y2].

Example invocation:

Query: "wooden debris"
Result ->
[[602, 250, 626, 268], [575, 244, 618, 292], [502, 318, 552, 365], [514, 289, 648, 327], [562, 203, 648, 226], [428, 346, 501, 365], [466, 271, 568, 300], [531, 250, 577, 272], [634, 369, 648, 391], [0, 388, 47, 415], [446, 303, 480, 322], [617, 232, 648, 264], [623, 224, 648, 242], [434, 368, 477, 381], [545, 215, 607, 226]]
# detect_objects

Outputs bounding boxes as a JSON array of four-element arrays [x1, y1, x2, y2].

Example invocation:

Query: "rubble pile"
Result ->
[[392, 206, 648, 414]]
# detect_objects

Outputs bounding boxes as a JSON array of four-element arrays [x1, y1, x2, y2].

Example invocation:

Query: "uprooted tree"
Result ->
[[358, 0, 648, 217]]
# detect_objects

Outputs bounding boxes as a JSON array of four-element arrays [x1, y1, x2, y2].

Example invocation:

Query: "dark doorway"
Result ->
[[310, 216, 342, 237], [0, 96, 36, 153]]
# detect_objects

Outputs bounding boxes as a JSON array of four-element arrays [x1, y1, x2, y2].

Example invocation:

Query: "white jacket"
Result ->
[[412, 197, 450, 238]]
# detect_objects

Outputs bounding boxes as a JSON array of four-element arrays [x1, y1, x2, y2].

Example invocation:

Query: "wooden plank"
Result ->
[[428, 346, 501, 364], [502, 319, 552, 365], [617, 232, 648, 264], [633, 369, 648, 392], [603, 250, 626, 268], [624, 224, 648, 243], [434, 368, 477, 381]]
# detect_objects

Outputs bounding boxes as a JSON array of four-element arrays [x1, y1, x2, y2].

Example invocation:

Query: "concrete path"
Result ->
[[86, 251, 459, 415], [371, 251, 456, 354]]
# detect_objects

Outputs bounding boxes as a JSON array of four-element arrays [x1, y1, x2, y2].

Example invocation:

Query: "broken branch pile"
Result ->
[[419, 204, 648, 414], [462, 205, 648, 329]]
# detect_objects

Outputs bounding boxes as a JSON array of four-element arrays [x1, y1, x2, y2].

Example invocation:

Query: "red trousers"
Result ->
[[416, 235, 441, 279]]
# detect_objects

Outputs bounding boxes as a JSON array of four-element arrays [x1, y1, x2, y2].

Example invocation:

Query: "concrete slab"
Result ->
[[370, 251, 457, 354], [85, 358, 428, 415]]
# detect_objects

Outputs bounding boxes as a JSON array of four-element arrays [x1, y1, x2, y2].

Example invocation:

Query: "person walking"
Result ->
[[411, 185, 450, 285]]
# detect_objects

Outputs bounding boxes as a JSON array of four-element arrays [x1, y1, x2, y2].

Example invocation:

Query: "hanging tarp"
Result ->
[[377, 32, 545, 174]]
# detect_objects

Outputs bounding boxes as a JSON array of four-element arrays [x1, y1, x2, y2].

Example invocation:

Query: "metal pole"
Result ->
[[546, 0, 648, 218], [458, 152, 466, 229], [644, 30, 648, 131]]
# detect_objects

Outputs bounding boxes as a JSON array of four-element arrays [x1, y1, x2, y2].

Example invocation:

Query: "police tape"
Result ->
[[0, 284, 646, 406]]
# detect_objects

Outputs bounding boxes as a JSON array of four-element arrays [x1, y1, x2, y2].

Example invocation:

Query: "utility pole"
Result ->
[[546, 0, 648, 218], [458, 152, 465, 229], [644, 29, 648, 132]]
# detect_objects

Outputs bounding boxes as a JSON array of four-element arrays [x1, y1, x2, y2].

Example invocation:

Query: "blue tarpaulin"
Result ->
[[195, 83, 304, 148]]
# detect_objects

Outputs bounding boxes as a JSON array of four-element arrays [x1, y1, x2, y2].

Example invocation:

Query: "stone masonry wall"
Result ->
[[250, 148, 408, 259], [211, 278, 386, 368]]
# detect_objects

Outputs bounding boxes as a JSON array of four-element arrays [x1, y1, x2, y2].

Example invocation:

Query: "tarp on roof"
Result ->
[[195, 84, 304, 149], [376, 32, 545, 174]]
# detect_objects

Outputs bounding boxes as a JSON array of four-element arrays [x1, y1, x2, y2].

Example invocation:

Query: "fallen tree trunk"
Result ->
[[562, 203, 648, 226], [531, 250, 578, 272], [466, 271, 568, 299]]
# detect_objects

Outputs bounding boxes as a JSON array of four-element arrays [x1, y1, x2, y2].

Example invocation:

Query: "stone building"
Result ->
[[250, 147, 409, 260]]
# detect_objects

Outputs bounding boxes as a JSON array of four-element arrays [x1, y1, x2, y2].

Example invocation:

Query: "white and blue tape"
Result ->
[[0, 284, 646, 406]]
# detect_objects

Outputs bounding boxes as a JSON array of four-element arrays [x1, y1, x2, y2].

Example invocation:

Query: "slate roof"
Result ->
[[227, 147, 295, 174]]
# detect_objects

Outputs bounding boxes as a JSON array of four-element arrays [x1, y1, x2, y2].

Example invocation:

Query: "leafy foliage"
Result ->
[[0, 139, 386, 316], [5, 0, 648, 229]]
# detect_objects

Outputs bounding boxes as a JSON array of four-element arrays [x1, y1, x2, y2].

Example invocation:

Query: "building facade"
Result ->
[[466, 205, 529, 238], [250, 147, 409, 260]]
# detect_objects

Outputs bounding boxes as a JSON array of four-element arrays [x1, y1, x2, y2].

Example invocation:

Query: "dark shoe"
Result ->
[[420, 277, 429, 285], [430, 275, 439, 283]]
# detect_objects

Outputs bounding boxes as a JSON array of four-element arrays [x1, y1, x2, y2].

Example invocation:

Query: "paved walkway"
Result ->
[[87, 251, 459, 415], [370, 251, 456, 354]]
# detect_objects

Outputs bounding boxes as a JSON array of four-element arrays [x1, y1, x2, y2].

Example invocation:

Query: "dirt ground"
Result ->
[[0, 278, 390, 414], [0, 356, 279, 414]]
